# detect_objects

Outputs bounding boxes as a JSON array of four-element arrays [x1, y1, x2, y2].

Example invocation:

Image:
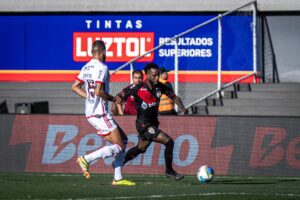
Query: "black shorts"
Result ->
[[136, 121, 161, 141]]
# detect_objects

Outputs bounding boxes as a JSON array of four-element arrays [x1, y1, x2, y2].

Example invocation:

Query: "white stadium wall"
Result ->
[[0, 0, 300, 12]]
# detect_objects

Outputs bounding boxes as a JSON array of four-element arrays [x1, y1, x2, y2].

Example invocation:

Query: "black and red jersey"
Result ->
[[120, 81, 175, 123]]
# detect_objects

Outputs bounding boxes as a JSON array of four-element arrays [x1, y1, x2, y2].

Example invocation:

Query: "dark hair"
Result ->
[[132, 70, 143, 78], [92, 40, 106, 53], [144, 63, 159, 74]]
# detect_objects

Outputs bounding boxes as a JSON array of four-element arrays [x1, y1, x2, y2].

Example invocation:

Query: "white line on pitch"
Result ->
[[21, 173, 300, 180], [13, 192, 300, 200]]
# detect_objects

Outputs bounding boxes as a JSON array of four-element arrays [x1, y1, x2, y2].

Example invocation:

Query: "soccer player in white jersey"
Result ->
[[71, 40, 135, 186]]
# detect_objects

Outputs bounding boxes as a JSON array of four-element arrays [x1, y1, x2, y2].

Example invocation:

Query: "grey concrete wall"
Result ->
[[0, 0, 300, 12]]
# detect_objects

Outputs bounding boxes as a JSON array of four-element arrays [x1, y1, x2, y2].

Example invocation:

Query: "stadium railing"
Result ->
[[111, 1, 260, 112], [260, 16, 280, 83]]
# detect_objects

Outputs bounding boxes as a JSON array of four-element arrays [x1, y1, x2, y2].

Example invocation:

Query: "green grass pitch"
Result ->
[[0, 173, 299, 200]]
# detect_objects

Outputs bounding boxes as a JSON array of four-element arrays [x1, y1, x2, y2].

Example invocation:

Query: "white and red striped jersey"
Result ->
[[77, 59, 110, 117]]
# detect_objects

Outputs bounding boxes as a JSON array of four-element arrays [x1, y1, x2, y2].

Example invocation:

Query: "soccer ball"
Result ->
[[197, 165, 214, 183]]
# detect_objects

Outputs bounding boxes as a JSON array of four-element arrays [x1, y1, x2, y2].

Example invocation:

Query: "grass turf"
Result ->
[[0, 173, 299, 200]]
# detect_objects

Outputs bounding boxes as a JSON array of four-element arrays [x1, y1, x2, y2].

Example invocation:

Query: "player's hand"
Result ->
[[115, 96, 122, 104]]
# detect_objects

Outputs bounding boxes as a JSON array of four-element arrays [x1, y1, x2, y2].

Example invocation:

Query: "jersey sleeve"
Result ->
[[119, 84, 139, 101], [161, 83, 175, 99], [76, 69, 85, 83], [95, 65, 107, 84]]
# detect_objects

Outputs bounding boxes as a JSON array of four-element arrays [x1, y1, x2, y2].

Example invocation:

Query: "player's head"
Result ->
[[132, 70, 143, 85], [159, 67, 169, 80], [144, 63, 159, 85], [91, 40, 106, 62]]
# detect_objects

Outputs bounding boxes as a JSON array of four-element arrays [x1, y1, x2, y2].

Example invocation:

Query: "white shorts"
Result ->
[[87, 114, 118, 136]]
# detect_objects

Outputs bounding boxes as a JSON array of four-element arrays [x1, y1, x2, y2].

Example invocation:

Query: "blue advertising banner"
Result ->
[[0, 15, 253, 82]]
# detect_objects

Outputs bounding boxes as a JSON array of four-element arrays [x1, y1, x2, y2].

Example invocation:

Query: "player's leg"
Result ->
[[104, 125, 135, 186], [78, 115, 135, 186], [77, 116, 122, 179], [83, 116, 124, 160], [123, 139, 151, 165], [101, 116, 135, 186], [124, 121, 152, 165], [111, 125, 128, 170], [154, 131, 184, 180], [77, 156, 91, 179], [106, 124, 135, 185], [127, 124, 162, 166]]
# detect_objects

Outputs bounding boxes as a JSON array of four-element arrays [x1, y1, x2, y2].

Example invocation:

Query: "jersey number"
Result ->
[[87, 79, 96, 99]]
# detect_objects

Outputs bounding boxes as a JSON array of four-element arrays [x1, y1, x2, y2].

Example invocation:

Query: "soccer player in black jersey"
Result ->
[[116, 63, 188, 180]]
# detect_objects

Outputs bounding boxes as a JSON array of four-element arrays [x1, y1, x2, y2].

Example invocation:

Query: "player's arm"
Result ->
[[116, 84, 139, 102], [114, 90, 128, 116], [95, 82, 117, 102], [162, 83, 188, 114], [116, 103, 124, 115], [94, 65, 118, 103], [173, 95, 188, 114], [110, 101, 124, 115], [110, 102, 118, 115], [71, 79, 87, 99]]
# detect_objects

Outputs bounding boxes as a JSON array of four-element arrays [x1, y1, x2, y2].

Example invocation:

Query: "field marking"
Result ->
[[21, 173, 300, 180], [14, 192, 300, 200], [23, 173, 82, 177]]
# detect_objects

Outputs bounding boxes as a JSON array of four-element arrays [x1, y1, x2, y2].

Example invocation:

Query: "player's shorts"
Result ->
[[87, 114, 117, 136], [136, 120, 161, 141]]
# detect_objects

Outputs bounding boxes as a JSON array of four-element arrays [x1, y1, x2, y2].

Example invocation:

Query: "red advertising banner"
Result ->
[[8, 115, 231, 175], [73, 32, 154, 62], [2, 115, 299, 176]]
